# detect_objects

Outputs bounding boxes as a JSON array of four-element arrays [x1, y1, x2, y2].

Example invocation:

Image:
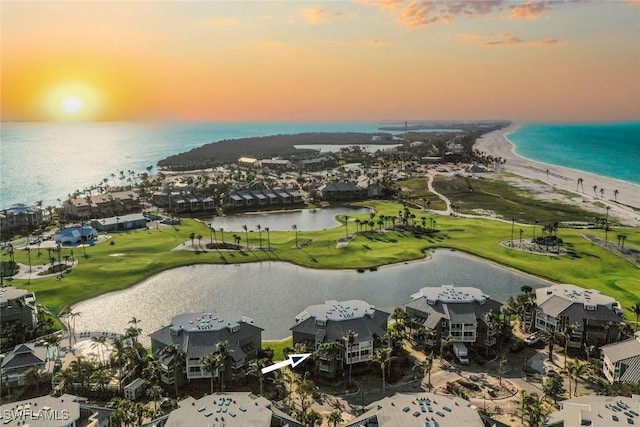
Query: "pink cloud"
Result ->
[[528, 38, 561, 46], [510, 0, 555, 20]]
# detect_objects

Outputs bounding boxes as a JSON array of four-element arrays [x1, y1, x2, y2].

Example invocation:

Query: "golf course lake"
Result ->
[[72, 249, 551, 344], [208, 206, 371, 231]]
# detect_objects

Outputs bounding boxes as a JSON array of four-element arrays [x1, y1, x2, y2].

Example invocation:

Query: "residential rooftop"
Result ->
[[0, 394, 82, 427], [295, 299, 376, 323], [164, 392, 302, 427], [545, 394, 640, 427], [410, 285, 490, 305], [168, 310, 256, 334], [346, 392, 484, 427], [0, 286, 30, 304], [536, 284, 623, 313]]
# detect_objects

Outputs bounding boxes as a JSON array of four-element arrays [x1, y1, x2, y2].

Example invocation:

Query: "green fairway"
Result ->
[[4, 201, 639, 320]]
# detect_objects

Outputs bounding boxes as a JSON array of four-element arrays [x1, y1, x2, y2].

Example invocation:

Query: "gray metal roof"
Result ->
[[0, 394, 82, 427], [164, 392, 303, 427], [602, 334, 640, 364], [545, 395, 640, 427], [345, 392, 484, 427], [0, 286, 29, 304]]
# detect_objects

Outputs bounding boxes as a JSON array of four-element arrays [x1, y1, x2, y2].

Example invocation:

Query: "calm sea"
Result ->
[[0, 121, 384, 207], [2, 121, 638, 208], [508, 122, 640, 185]]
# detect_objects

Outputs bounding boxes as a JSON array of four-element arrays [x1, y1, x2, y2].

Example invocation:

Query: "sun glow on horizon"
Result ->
[[45, 83, 102, 121]]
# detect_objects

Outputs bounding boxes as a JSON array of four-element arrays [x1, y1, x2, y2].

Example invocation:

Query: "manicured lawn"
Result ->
[[263, 338, 293, 362], [4, 201, 639, 320]]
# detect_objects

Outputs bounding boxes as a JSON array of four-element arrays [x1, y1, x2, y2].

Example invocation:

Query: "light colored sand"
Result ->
[[475, 124, 640, 227]]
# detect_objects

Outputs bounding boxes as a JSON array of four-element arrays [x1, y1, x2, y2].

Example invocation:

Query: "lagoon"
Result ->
[[72, 250, 550, 344]]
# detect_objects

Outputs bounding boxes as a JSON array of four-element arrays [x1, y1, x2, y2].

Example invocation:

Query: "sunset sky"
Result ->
[[2, 1, 639, 122]]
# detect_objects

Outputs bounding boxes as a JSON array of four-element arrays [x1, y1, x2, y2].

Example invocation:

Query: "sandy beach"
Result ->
[[475, 124, 640, 228]]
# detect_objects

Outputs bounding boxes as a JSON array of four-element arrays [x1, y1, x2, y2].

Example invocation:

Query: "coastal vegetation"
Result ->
[[3, 200, 639, 318]]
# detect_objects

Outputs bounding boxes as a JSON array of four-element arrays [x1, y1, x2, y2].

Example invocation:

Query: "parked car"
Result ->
[[544, 364, 556, 376], [524, 333, 540, 345]]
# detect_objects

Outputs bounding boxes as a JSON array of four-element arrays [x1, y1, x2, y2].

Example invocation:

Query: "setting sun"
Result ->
[[45, 83, 101, 121]]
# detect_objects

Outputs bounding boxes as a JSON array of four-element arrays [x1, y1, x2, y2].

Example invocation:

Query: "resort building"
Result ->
[[63, 190, 141, 219], [290, 300, 389, 374], [0, 394, 112, 427], [149, 310, 262, 384], [299, 156, 335, 171], [544, 394, 640, 427], [318, 181, 367, 201], [225, 188, 303, 209], [0, 286, 38, 330], [535, 284, 624, 347], [90, 213, 148, 232], [601, 332, 640, 384], [345, 392, 486, 427], [0, 343, 49, 387], [404, 285, 502, 354], [162, 392, 302, 427], [0, 204, 44, 237]]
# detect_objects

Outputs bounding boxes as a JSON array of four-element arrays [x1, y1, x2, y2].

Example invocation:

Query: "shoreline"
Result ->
[[475, 124, 640, 227]]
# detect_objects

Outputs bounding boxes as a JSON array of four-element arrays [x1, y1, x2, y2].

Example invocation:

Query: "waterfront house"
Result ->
[[149, 310, 262, 385], [0, 204, 44, 237], [544, 394, 640, 427], [601, 332, 640, 384], [318, 181, 367, 201], [534, 284, 624, 347], [162, 392, 302, 427], [225, 188, 303, 209], [345, 392, 486, 427], [290, 299, 389, 374], [0, 343, 48, 386], [404, 285, 502, 356], [63, 190, 141, 219], [0, 286, 38, 330]]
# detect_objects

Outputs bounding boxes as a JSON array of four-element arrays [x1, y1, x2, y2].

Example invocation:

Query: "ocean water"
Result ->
[[0, 121, 384, 207], [508, 122, 640, 185]]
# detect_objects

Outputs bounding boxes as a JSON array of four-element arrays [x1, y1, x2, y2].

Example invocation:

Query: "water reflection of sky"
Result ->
[[208, 207, 371, 232], [73, 250, 551, 343]]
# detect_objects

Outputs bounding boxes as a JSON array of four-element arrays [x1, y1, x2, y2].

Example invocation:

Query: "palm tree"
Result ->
[[391, 307, 408, 336], [91, 336, 108, 366], [219, 227, 225, 245], [264, 227, 271, 250], [328, 410, 343, 427], [344, 215, 349, 237], [161, 344, 185, 397], [256, 224, 262, 248], [632, 302, 640, 331], [520, 391, 545, 427], [561, 323, 580, 370], [201, 353, 218, 394], [600, 187, 605, 199], [247, 358, 267, 396], [373, 347, 393, 392], [439, 334, 455, 359], [242, 225, 249, 249], [215, 340, 232, 391], [567, 360, 587, 397], [343, 330, 358, 385], [540, 327, 561, 362], [292, 224, 299, 248]]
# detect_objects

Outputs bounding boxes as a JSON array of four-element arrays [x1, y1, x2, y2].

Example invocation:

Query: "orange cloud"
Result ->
[[510, 0, 555, 20], [303, 8, 357, 25], [482, 33, 524, 46], [367, 39, 391, 46]]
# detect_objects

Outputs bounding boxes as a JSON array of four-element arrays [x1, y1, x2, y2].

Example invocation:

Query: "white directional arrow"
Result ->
[[261, 353, 311, 374]]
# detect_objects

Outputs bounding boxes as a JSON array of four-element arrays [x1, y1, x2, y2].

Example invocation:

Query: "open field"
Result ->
[[3, 200, 639, 319]]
